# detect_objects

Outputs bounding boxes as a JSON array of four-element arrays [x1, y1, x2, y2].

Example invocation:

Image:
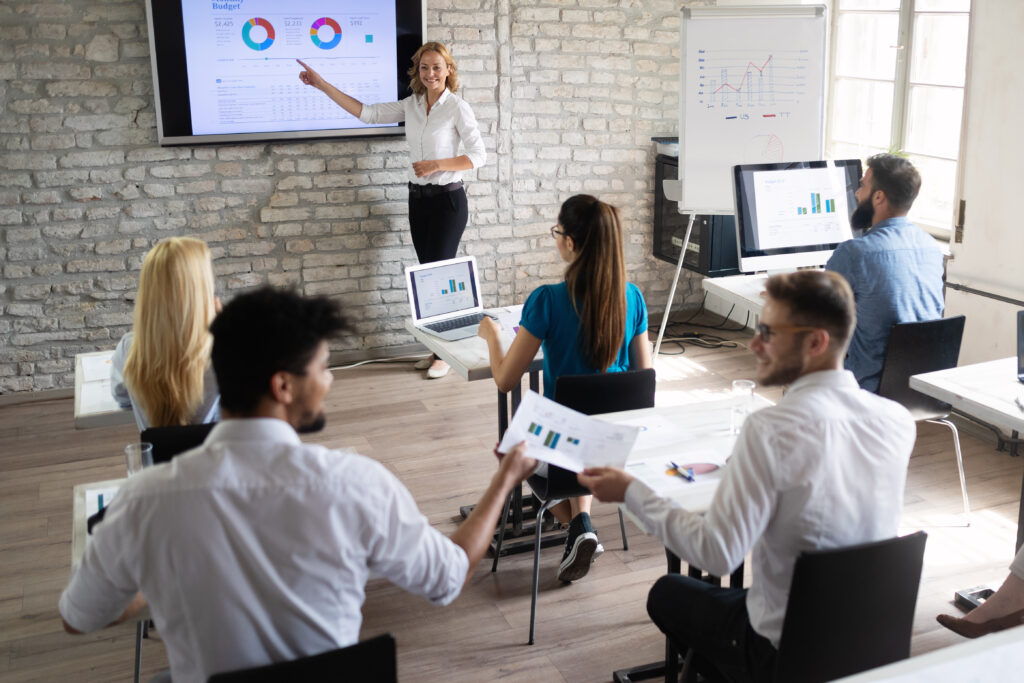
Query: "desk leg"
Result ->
[[134, 620, 143, 683]]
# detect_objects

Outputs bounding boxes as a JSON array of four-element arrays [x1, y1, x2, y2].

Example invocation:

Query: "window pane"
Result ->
[[907, 155, 958, 230], [839, 0, 900, 10], [831, 78, 894, 148], [910, 13, 969, 87], [916, 0, 970, 11], [827, 142, 886, 170], [835, 13, 900, 80], [905, 85, 963, 159]]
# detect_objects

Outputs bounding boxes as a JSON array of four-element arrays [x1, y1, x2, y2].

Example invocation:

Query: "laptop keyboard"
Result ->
[[424, 313, 487, 333]]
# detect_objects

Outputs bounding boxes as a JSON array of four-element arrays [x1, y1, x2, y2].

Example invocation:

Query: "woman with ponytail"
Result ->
[[111, 237, 221, 431], [477, 194, 651, 582]]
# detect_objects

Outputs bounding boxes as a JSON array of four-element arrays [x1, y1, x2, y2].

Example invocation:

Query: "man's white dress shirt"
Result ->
[[59, 419, 468, 683], [359, 89, 486, 186], [624, 370, 915, 647]]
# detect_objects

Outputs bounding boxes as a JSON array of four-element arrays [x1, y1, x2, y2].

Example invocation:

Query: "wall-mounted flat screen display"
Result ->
[[145, 1, 425, 145]]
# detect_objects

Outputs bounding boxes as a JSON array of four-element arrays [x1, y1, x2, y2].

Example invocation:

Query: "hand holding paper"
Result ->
[[496, 391, 640, 473]]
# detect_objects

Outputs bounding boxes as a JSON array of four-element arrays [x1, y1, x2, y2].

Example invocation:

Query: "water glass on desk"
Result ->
[[125, 442, 153, 476], [730, 380, 756, 435]]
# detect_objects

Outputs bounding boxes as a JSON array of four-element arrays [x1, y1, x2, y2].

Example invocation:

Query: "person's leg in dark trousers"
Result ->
[[408, 187, 469, 264], [647, 574, 778, 683]]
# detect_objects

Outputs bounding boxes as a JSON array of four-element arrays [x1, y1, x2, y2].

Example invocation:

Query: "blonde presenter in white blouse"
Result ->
[[298, 41, 485, 378]]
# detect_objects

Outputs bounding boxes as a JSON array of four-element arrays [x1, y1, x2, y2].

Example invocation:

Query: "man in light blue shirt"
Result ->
[[826, 154, 944, 392]]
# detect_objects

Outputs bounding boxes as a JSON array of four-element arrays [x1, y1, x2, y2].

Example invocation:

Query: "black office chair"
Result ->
[[876, 315, 969, 519], [677, 532, 928, 683], [774, 531, 928, 682], [207, 633, 397, 682], [141, 422, 216, 465], [492, 368, 656, 645]]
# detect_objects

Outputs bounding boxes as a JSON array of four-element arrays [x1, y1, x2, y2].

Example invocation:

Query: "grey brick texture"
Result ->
[[0, 0, 705, 394]]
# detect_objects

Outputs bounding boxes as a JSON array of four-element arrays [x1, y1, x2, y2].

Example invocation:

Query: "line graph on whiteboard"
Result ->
[[696, 48, 811, 112]]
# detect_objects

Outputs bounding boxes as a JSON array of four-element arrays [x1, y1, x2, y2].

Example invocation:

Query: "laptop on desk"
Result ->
[[406, 256, 492, 341]]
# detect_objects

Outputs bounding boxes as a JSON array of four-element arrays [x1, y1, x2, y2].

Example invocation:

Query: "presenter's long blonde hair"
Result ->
[[123, 237, 216, 427], [560, 195, 627, 372]]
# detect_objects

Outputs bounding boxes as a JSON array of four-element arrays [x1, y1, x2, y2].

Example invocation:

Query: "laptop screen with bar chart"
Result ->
[[405, 256, 486, 341]]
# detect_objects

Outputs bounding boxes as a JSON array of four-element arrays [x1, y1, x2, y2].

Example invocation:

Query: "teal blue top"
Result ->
[[520, 282, 648, 398]]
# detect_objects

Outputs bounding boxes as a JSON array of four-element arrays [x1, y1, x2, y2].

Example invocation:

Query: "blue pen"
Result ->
[[669, 461, 695, 482]]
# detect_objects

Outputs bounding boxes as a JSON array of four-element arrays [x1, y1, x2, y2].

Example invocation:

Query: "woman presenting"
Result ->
[[298, 42, 485, 379]]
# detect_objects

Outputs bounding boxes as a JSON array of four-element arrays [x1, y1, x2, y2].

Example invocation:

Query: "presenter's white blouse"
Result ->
[[59, 418, 468, 683], [359, 89, 486, 186], [624, 370, 915, 648]]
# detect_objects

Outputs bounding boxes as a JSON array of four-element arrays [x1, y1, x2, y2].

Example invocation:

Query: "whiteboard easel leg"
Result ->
[[653, 213, 697, 358]]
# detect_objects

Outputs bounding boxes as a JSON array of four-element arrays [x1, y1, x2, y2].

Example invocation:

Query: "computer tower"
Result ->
[[653, 154, 739, 278]]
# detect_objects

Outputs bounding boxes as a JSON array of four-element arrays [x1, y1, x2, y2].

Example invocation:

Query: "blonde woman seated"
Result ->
[[111, 237, 220, 431], [478, 194, 652, 582]]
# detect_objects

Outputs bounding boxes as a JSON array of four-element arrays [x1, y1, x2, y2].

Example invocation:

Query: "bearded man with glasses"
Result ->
[[580, 270, 916, 683]]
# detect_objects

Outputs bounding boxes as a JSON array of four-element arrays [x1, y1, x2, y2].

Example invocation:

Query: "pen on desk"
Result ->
[[669, 461, 695, 482], [1015, 396, 1024, 413]]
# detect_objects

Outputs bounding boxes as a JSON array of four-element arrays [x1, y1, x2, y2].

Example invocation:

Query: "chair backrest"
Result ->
[[775, 531, 927, 683], [530, 369, 657, 500], [141, 422, 216, 465], [553, 368, 657, 416], [207, 633, 397, 682], [876, 316, 965, 421]]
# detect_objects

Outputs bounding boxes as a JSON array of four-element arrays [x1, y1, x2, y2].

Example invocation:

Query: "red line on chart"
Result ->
[[762, 114, 776, 118], [712, 55, 773, 95]]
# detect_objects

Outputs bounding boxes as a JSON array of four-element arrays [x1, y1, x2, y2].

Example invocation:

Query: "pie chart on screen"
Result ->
[[241, 17, 275, 51], [310, 17, 342, 49]]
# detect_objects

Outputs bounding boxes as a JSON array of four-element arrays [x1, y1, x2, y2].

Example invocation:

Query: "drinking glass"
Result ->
[[125, 442, 153, 476], [730, 379, 756, 435]]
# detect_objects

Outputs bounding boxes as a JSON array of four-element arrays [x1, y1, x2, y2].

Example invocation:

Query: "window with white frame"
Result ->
[[827, 0, 970, 237]]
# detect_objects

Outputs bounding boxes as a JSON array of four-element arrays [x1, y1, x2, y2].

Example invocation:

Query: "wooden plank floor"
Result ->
[[1, 316, 1021, 681]]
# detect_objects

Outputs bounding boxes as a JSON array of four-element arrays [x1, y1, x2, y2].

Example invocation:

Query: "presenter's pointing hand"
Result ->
[[296, 59, 325, 89], [578, 467, 635, 503]]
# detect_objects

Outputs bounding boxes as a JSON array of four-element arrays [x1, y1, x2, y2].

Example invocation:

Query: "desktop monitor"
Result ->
[[732, 159, 862, 274]]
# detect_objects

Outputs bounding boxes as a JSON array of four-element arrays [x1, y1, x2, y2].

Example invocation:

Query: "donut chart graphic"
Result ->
[[242, 17, 275, 51], [310, 17, 342, 49]]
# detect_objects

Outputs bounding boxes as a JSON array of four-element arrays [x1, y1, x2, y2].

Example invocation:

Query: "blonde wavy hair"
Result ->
[[123, 237, 216, 427], [407, 42, 460, 94]]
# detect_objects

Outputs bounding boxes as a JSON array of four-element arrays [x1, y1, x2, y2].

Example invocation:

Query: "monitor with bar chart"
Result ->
[[732, 158, 862, 273]]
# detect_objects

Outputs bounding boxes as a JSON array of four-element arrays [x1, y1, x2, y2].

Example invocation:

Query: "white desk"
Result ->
[[402, 306, 543, 383], [910, 357, 1024, 548], [835, 623, 1024, 682], [910, 357, 1024, 436], [75, 350, 133, 429], [601, 395, 774, 683], [602, 395, 774, 522], [701, 274, 768, 325]]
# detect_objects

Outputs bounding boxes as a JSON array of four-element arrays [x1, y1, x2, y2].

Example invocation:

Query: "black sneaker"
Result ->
[[557, 512, 599, 582]]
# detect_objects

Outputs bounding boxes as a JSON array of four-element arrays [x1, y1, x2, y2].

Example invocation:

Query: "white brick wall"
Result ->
[[0, 0, 707, 394]]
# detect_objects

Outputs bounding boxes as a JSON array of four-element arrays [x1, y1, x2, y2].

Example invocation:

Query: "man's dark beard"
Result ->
[[850, 196, 874, 230], [297, 412, 326, 434]]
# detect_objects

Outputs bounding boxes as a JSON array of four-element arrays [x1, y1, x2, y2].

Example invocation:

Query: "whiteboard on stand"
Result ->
[[677, 5, 828, 215]]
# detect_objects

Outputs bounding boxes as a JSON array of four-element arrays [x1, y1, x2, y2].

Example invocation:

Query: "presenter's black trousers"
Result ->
[[407, 182, 468, 264], [647, 574, 777, 683]]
